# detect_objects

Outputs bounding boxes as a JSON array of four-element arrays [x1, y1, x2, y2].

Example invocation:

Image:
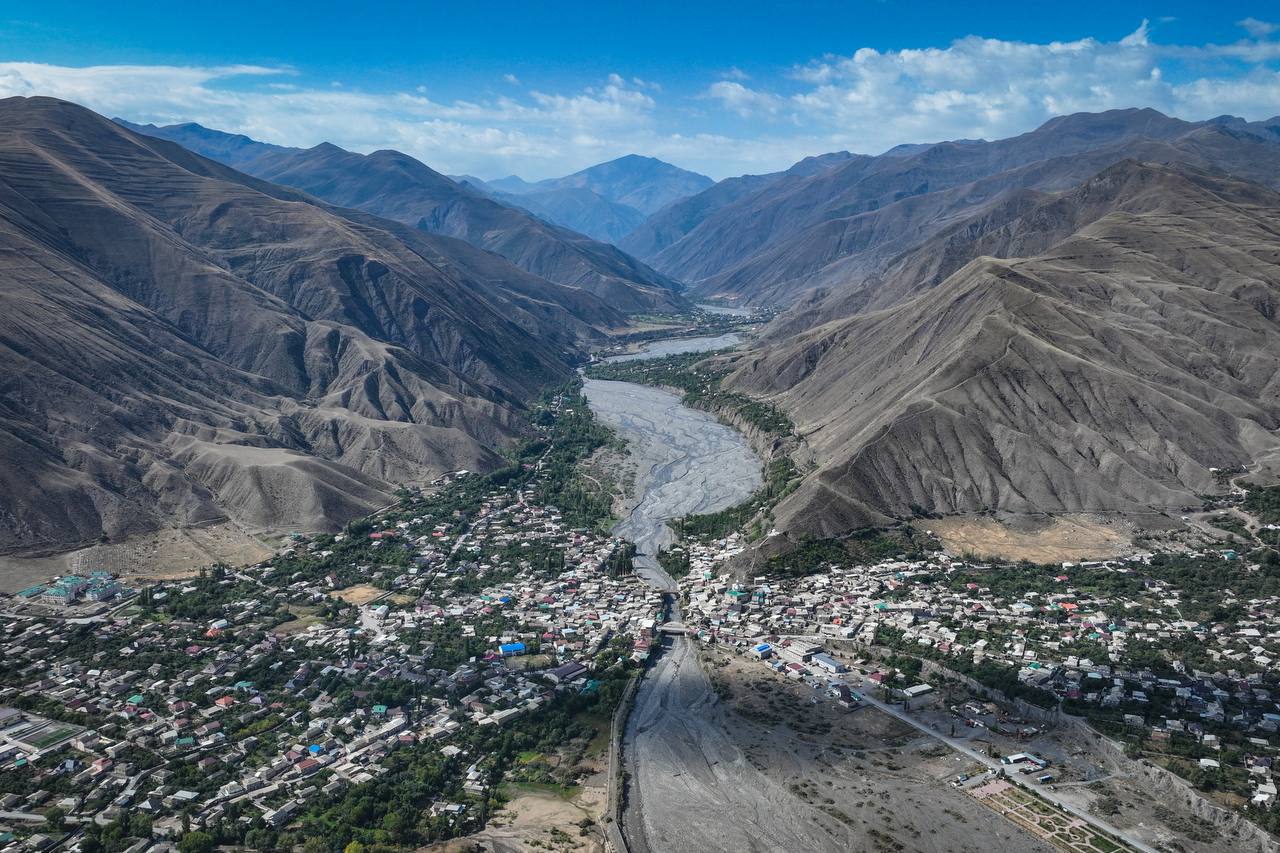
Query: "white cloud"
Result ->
[[0, 61, 669, 178], [743, 20, 1280, 157], [2, 19, 1280, 180], [1239, 17, 1278, 39], [706, 80, 784, 117]]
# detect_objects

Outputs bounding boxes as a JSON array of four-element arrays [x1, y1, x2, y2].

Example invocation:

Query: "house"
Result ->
[[546, 661, 588, 684]]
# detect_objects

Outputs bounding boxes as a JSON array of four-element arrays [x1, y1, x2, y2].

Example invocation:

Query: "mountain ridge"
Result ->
[[114, 118, 687, 312], [0, 96, 623, 555], [637, 108, 1280, 308], [721, 159, 1280, 541]]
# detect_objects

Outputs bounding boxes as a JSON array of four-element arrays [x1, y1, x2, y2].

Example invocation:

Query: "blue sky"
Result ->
[[2, 1, 1279, 179]]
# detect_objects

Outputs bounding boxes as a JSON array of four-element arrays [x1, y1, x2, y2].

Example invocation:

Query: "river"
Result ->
[[605, 332, 743, 363], [584, 336, 834, 853], [582, 379, 759, 593]]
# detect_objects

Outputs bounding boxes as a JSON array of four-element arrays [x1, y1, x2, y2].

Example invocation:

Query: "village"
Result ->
[[673, 530, 1280, 840], [0, 389, 663, 852], [3, 374, 1280, 851]]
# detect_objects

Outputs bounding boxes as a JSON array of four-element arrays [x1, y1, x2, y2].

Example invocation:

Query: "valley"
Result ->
[[3, 72, 1280, 853]]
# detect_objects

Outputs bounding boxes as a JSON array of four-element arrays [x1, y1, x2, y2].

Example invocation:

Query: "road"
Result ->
[[850, 684, 1160, 853]]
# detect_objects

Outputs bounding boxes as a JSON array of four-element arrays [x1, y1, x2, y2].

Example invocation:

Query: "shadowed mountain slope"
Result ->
[[644, 109, 1280, 307], [0, 97, 619, 555], [618, 151, 857, 261], [116, 120, 685, 312], [722, 161, 1280, 537]]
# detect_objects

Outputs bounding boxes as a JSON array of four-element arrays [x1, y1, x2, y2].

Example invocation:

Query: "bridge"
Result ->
[[658, 622, 689, 635]]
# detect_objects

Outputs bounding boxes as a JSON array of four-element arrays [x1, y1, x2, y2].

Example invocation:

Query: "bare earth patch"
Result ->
[[0, 521, 276, 593], [927, 515, 1134, 562], [328, 584, 388, 605], [434, 787, 605, 853]]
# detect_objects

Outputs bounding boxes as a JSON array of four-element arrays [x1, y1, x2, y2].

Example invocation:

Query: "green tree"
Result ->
[[44, 806, 66, 832], [178, 830, 216, 853]]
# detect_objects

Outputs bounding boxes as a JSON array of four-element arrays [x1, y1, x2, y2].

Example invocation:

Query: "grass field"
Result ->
[[32, 725, 80, 749]]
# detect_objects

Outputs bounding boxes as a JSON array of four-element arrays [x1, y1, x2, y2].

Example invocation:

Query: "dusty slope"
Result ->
[[647, 109, 1280, 306], [618, 151, 856, 260], [722, 161, 1280, 537], [117, 120, 685, 313], [0, 97, 614, 555]]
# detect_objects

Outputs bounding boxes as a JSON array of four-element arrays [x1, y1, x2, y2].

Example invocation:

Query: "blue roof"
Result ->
[[500, 642, 526, 653]]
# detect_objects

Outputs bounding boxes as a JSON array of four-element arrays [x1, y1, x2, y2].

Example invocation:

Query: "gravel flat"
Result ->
[[582, 378, 760, 590], [622, 637, 858, 853], [587, 363, 836, 852]]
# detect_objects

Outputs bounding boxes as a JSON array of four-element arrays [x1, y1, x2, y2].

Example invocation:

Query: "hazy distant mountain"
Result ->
[[724, 159, 1280, 540], [619, 151, 857, 260], [3, 97, 627, 555], [116, 120, 288, 167], [484, 174, 538, 194], [522, 154, 714, 215], [641, 108, 1280, 306], [490, 185, 649, 243], [116, 120, 686, 312], [470, 154, 715, 243]]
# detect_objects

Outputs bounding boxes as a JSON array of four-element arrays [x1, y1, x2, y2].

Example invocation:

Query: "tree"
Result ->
[[344, 843, 367, 853], [44, 806, 66, 832], [382, 810, 409, 840], [178, 830, 216, 853], [302, 838, 329, 853]]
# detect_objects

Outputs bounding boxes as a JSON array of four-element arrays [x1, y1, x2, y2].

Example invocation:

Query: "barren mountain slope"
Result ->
[[723, 162, 1280, 537], [117, 120, 685, 313], [649, 109, 1280, 306], [0, 97, 612, 555], [618, 152, 857, 261], [767, 157, 1280, 336]]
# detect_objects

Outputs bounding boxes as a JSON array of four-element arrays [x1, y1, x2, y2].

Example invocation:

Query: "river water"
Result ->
[[585, 330, 759, 589], [583, 334, 791, 853], [605, 332, 742, 363], [581, 379, 760, 590]]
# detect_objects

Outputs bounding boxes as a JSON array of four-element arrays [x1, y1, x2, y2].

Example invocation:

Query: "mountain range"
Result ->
[[722, 152, 1280, 539], [0, 97, 634, 555], [459, 155, 713, 244], [631, 109, 1280, 307], [9, 96, 1280, 561], [115, 120, 687, 313]]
